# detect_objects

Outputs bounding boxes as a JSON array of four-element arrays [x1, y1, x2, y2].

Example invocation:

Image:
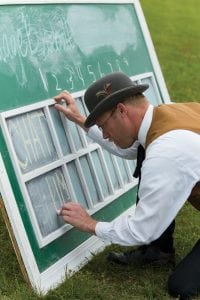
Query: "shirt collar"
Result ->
[[138, 104, 154, 148]]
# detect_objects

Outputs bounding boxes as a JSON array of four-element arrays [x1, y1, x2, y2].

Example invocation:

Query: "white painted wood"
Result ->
[[0, 0, 137, 5], [0, 0, 170, 293], [0, 154, 41, 289], [0, 154, 135, 294], [0, 71, 162, 248]]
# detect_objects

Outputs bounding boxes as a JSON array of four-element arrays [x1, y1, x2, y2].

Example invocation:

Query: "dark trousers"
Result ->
[[135, 146, 200, 298], [151, 219, 175, 252], [168, 238, 200, 299]]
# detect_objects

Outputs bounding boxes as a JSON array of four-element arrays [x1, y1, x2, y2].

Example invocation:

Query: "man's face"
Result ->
[[96, 104, 136, 148]]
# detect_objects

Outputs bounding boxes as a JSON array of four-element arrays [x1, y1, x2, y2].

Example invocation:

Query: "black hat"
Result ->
[[84, 71, 149, 128]]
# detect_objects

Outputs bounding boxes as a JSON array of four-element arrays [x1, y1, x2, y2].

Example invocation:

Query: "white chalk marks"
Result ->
[[0, 5, 137, 90]]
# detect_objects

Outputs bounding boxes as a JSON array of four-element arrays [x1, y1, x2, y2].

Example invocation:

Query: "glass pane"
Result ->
[[76, 97, 92, 145], [26, 167, 69, 237], [91, 150, 109, 198], [49, 106, 71, 155], [67, 161, 88, 208], [127, 159, 136, 175], [7, 109, 57, 174], [79, 155, 100, 204], [65, 97, 85, 150], [76, 97, 86, 116], [142, 77, 161, 106], [66, 120, 83, 151], [102, 150, 120, 189], [115, 157, 130, 184]]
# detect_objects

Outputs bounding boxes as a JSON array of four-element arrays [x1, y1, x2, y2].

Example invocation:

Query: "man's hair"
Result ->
[[123, 93, 148, 106]]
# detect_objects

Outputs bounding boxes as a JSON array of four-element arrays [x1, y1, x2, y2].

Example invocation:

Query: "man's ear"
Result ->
[[117, 103, 128, 117]]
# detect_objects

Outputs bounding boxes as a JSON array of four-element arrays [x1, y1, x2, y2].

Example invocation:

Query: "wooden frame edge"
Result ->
[[0, 196, 31, 287]]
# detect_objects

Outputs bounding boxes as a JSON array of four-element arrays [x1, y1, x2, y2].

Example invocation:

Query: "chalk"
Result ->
[[56, 209, 61, 215]]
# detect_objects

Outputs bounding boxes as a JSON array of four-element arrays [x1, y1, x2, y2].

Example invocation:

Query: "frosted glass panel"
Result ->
[[7, 109, 57, 174], [76, 97, 93, 145], [91, 150, 109, 198], [102, 150, 120, 189], [80, 156, 100, 204], [127, 159, 136, 174], [116, 157, 130, 184], [142, 77, 161, 106], [49, 107, 71, 155], [26, 167, 69, 237], [76, 97, 86, 115], [67, 161, 88, 208], [67, 120, 83, 151]]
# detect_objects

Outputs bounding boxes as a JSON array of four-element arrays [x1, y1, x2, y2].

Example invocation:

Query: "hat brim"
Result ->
[[84, 83, 149, 128]]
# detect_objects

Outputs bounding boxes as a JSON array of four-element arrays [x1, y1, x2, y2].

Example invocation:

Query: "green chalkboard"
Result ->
[[0, 3, 155, 111], [0, 1, 170, 294]]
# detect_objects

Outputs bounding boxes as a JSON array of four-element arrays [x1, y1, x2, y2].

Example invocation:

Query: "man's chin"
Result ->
[[114, 141, 132, 149]]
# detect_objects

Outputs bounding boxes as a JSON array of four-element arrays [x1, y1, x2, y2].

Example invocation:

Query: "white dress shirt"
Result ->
[[88, 104, 200, 246], [88, 124, 139, 160]]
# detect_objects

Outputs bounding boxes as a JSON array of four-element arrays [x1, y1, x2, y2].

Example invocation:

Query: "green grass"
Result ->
[[1, 204, 199, 300], [1, 0, 200, 299], [141, 0, 200, 101]]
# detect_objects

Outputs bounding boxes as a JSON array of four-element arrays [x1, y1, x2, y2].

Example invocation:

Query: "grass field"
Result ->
[[141, 0, 200, 102], [0, 0, 200, 299]]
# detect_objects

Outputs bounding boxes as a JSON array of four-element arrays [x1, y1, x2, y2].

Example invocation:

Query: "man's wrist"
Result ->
[[85, 219, 98, 234], [77, 116, 88, 131]]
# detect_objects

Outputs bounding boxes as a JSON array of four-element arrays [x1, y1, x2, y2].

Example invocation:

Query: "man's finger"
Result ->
[[54, 103, 67, 114], [54, 90, 71, 102]]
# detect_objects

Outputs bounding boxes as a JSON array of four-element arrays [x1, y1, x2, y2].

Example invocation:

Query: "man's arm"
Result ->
[[58, 202, 97, 234], [54, 90, 88, 131], [54, 91, 138, 159]]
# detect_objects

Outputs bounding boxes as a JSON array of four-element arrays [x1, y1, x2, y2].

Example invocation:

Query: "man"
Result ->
[[55, 72, 200, 299], [54, 74, 176, 267]]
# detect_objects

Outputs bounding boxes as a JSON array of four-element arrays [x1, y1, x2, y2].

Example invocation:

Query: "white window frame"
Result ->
[[0, 72, 161, 247], [0, 0, 171, 294]]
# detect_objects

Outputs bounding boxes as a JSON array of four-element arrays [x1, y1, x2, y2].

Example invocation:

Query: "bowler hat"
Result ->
[[84, 71, 149, 128]]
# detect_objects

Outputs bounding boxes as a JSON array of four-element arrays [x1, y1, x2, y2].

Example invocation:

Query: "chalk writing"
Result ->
[[39, 58, 130, 92], [7, 110, 57, 173], [0, 11, 73, 63], [27, 167, 69, 237], [0, 5, 135, 90], [44, 169, 69, 209]]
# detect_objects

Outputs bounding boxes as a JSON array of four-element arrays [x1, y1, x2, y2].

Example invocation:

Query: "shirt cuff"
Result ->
[[95, 221, 112, 241]]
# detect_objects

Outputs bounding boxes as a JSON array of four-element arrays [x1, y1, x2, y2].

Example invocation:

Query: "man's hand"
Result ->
[[54, 91, 88, 131], [58, 202, 97, 234]]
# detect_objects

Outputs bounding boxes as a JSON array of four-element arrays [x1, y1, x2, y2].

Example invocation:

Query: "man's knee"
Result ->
[[167, 239, 200, 298], [167, 271, 194, 298]]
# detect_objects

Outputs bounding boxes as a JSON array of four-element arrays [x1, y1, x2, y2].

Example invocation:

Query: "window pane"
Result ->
[[142, 77, 161, 106], [91, 150, 109, 198], [102, 150, 120, 189], [49, 106, 71, 155], [76, 97, 86, 116], [26, 167, 69, 237], [67, 161, 88, 209], [76, 97, 92, 145], [79, 155, 100, 204], [127, 159, 136, 175], [115, 157, 130, 184], [67, 120, 83, 151], [7, 109, 57, 173]]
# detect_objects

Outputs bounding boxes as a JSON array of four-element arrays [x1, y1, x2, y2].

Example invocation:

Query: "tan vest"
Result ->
[[146, 102, 200, 210]]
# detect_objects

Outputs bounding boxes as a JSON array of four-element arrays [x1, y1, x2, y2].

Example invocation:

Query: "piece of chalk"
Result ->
[[56, 209, 61, 215]]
